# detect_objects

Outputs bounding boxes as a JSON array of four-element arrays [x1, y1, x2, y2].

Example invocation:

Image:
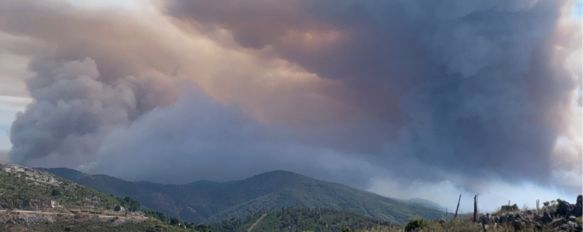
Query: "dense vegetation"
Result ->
[[46, 168, 443, 224], [214, 208, 394, 232]]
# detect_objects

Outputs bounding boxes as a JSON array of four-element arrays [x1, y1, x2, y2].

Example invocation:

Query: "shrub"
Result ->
[[170, 218, 180, 225], [119, 196, 141, 212], [500, 204, 519, 212], [405, 219, 427, 232], [51, 189, 62, 196]]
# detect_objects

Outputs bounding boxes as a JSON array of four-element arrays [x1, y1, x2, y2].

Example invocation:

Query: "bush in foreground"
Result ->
[[404, 219, 427, 232]]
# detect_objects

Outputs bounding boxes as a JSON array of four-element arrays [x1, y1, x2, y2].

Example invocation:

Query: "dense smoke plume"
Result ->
[[0, 0, 580, 210], [166, 0, 581, 187]]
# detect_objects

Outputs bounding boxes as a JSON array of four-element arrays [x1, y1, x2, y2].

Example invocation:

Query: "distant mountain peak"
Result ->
[[252, 169, 301, 176], [245, 170, 310, 181]]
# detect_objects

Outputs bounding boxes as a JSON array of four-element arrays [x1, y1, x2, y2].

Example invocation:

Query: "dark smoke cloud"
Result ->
[[166, 0, 580, 189]]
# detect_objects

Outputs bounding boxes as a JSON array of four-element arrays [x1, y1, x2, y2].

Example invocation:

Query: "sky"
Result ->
[[0, 0, 581, 212]]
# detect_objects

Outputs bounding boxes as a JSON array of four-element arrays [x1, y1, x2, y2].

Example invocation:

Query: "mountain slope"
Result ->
[[404, 198, 445, 211], [0, 164, 198, 232], [214, 208, 394, 232], [0, 164, 118, 211], [46, 168, 443, 224]]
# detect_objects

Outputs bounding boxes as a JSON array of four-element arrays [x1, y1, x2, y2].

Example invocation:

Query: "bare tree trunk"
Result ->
[[473, 194, 478, 222], [454, 194, 461, 219]]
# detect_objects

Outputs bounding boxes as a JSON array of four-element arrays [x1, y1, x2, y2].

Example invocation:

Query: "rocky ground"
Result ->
[[476, 195, 582, 231], [0, 209, 147, 225]]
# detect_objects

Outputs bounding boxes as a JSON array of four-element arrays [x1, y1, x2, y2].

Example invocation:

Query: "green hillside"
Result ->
[[214, 208, 395, 232], [0, 164, 119, 211], [0, 164, 199, 232], [46, 169, 443, 224]]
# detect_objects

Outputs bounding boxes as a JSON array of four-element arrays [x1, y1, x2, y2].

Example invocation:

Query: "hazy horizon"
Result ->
[[0, 0, 581, 213]]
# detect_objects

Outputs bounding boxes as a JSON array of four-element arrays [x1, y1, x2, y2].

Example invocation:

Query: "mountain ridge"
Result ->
[[43, 167, 443, 224]]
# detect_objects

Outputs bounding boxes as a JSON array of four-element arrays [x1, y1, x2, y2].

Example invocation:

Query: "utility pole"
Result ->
[[454, 194, 461, 219], [473, 194, 478, 222]]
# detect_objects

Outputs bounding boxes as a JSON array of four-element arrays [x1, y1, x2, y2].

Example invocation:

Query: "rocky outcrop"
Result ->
[[0, 210, 147, 226], [481, 195, 583, 232], [556, 199, 575, 217], [0, 198, 53, 210], [574, 195, 582, 217], [555, 195, 582, 218]]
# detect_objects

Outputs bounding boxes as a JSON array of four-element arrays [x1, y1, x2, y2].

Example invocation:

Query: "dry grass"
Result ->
[[358, 218, 556, 232]]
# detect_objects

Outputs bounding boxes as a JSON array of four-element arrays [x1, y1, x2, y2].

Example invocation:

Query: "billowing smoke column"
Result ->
[[9, 58, 174, 167], [0, 0, 181, 167], [0, 0, 580, 198]]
